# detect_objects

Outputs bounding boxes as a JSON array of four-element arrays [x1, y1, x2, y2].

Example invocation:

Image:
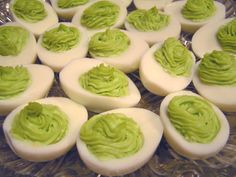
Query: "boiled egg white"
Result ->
[[0, 22, 37, 66], [134, 0, 173, 10], [121, 0, 132, 7], [37, 22, 89, 72], [0, 64, 54, 116], [164, 0, 225, 33], [77, 107, 163, 176], [59, 58, 141, 113], [3, 97, 88, 162], [160, 90, 230, 159]]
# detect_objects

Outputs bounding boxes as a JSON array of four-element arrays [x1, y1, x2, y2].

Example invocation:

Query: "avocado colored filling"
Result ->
[[0, 66, 31, 100], [126, 7, 169, 32], [11, 102, 68, 145], [198, 50, 236, 86], [89, 29, 130, 57], [12, 0, 47, 23], [41, 24, 80, 52], [80, 1, 120, 29], [0, 26, 29, 56], [80, 113, 144, 160], [168, 95, 220, 143], [154, 37, 193, 76], [58, 0, 88, 8], [217, 19, 236, 54], [79, 64, 128, 97], [182, 0, 216, 21]]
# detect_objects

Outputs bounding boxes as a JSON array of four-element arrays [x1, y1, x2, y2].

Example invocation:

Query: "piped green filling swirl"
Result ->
[[198, 50, 236, 86], [41, 24, 80, 52], [58, 0, 88, 8], [127, 7, 169, 32], [11, 102, 68, 145], [0, 66, 31, 100], [0, 26, 29, 56], [182, 0, 216, 21], [80, 1, 120, 30], [80, 113, 144, 160], [217, 19, 236, 54], [89, 29, 130, 57], [154, 37, 193, 76], [168, 95, 220, 143], [12, 0, 47, 23], [79, 64, 128, 97]]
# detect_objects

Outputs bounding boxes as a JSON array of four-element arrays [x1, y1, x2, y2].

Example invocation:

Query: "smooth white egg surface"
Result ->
[[160, 90, 230, 159], [3, 97, 88, 162], [10, 0, 58, 37], [139, 41, 195, 96], [0, 22, 37, 66], [164, 0, 225, 33], [0, 64, 54, 116], [59, 58, 141, 113], [134, 0, 173, 10], [121, 0, 132, 7], [37, 22, 89, 72], [77, 108, 163, 176], [192, 18, 234, 58]]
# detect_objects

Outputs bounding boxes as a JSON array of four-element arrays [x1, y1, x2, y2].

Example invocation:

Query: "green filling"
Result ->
[[217, 19, 236, 54], [41, 24, 80, 52], [168, 95, 221, 143], [198, 50, 236, 86], [11, 102, 68, 145], [80, 113, 144, 160], [0, 66, 31, 100], [79, 64, 128, 97], [126, 7, 170, 32], [182, 0, 216, 21], [80, 1, 120, 30], [154, 37, 193, 76], [12, 0, 47, 23], [58, 0, 88, 8], [89, 29, 130, 57], [0, 26, 29, 56]]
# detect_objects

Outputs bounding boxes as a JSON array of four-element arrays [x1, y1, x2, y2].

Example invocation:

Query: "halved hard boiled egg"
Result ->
[[121, 0, 132, 7], [134, 0, 173, 10]]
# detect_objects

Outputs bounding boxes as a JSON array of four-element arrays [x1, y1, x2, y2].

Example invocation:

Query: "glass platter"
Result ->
[[0, 0, 236, 176]]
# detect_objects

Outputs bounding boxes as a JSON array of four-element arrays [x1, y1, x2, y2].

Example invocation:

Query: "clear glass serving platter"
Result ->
[[0, 0, 236, 176]]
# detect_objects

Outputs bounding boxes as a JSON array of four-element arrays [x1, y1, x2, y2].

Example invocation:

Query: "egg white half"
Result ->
[[139, 42, 195, 96], [59, 58, 141, 113], [160, 90, 230, 159], [3, 97, 88, 162], [0, 64, 54, 116], [134, 0, 173, 10], [164, 0, 225, 33], [121, 0, 132, 7], [77, 107, 163, 176], [37, 22, 89, 72]]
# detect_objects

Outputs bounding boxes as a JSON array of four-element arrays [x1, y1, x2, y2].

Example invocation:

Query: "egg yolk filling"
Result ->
[[80, 1, 120, 30], [88, 29, 130, 57], [12, 0, 47, 23], [167, 95, 221, 144], [127, 7, 170, 32], [154, 37, 193, 76], [58, 0, 88, 9], [0, 66, 31, 100], [11, 102, 68, 145], [198, 50, 236, 86], [79, 64, 128, 97], [80, 113, 144, 160], [0, 26, 29, 56]]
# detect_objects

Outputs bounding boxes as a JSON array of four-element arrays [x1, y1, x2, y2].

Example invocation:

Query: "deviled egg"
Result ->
[[164, 0, 225, 33], [88, 29, 149, 73], [77, 108, 163, 176], [134, 0, 173, 10], [59, 59, 141, 113], [0, 64, 54, 116], [121, 0, 132, 7], [3, 97, 88, 162], [37, 22, 89, 72], [140, 37, 195, 96], [10, 0, 58, 37], [160, 90, 230, 159], [0, 22, 37, 66]]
